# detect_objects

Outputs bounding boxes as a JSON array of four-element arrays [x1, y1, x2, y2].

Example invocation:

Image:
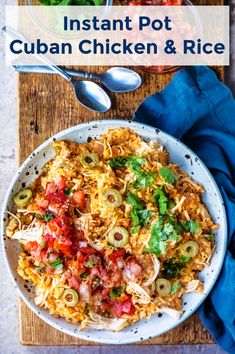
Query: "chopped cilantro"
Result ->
[[109, 155, 154, 188], [170, 282, 181, 294], [133, 171, 156, 188], [127, 192, 153, 234], [153, 187, 168, 215], [86, 260, 95, 268], [109, 286, 124, 298], [144, 216, 166, 256], [127, 156, 146, 172], [130, 209, 153, 234], [179, 256, 191, 263], [126, 192, 144, 210], [159, 166, 177, 184], [144, 216, 182, 256], [109, 156, 127, 168], [64, 188, 75, 195], [205, 233, 216, 241], [36, 212, 53, 222], [109, 155, 146, 172], [80, 272, 89, 278], [162, 259, 184, 279], [50, 257, 63, 271], [84, 304, 89, 315], [152, 187, 175, 215], [181, 220, 201, 234]]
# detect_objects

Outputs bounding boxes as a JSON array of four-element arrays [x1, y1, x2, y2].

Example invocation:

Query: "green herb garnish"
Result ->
[[64, 188, 75, 195], [159, 166, 177, 184], [181, 220, 201, 234], [162, 259, 184, 279], [179, 256, 191, 263], [86, 260, 95, 268], [109, 286, 124, 298], [126, 192, 153, 234], [144, 217, 181, 256], [152, 186, 175, 215], [109, 155, 146, 171], [205, 233, 216, 241], [50, 257, 63, 271], [84, 304, 89, 315], [130, 209, 154, 234], [36, 212, 53, 222], [126, 192, 144, 210], [80, 272, 89, 278], [133, 171, 156, 188], [170, 282, 181, 294]]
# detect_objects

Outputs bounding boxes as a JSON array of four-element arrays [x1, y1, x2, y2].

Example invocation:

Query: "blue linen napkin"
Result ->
[[134, 66, 235, 353]]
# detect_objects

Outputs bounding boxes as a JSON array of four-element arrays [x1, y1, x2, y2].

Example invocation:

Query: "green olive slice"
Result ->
[[180, 241, 199, 258], [102, 189, 122, 208], [107, 226, 129, 248], [14, 188, 33, 207], [62, 288, 79, 307], [156, 278, 171, 297], [80, 151, 99, 168]]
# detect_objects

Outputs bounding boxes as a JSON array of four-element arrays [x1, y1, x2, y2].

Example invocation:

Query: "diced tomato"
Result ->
[[114, 299, 134, 318], [68, 276, 80, 290], [76, 251, 87, 265], [46, 182, 57, 195], [54, 239, 73, 258], [54, 176, 67, 190], [48, 218, 63, 235], [100, 301, 112, 313], [46, 182, 67, 204], [79, 246, 96, 255], [108, 249, 125, 263], [71, 190, 85, 210], [24, 241, 39, 254], [47, 190, 67, 204], [89, 266, 100, 277], [61, 223, 73, 237], [100, 288, 110, 300], [44, 233, 55, 249], [35, 198, 49, 209], [67, 257, 85, 274], [114, 302, 123, 318]]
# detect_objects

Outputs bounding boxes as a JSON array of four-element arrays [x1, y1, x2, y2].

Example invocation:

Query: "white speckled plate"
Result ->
[[1, 120, 227, 344]]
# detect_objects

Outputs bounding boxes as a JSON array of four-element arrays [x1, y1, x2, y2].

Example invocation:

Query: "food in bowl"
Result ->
[[6, 128, 218, 331]]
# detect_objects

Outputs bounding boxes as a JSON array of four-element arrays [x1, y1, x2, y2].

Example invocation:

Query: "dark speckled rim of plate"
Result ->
[[1, 119, 227, 344]]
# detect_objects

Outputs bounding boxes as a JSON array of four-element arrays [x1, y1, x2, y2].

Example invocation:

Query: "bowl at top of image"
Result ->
[[1, 120, 227, 344]]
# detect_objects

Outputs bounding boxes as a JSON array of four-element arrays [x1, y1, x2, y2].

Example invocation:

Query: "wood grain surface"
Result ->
[[18, 0, 223, 345]]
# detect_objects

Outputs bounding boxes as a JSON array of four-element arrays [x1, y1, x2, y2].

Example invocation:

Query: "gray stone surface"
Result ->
[[0, 0, 234, 352]]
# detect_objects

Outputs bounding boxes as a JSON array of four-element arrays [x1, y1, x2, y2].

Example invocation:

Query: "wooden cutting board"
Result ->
[[18, 0, 224, 345]]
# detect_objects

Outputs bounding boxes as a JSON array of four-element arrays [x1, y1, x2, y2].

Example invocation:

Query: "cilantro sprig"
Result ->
[[36, 212, 53, 222], [50, 257, 63, 271], [170, 282, 181, 294], [109, 286, 124, 298], [126, 192, 153, 234], [152, 186, 175, 215], [159, 166, 177, 185], [181, 220, 201, 234], [109, 155, 155, 188], [144, 216, 182, 256]]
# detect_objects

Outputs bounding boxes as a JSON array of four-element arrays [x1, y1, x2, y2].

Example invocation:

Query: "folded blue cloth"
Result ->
[[134, 66, 235, 353]]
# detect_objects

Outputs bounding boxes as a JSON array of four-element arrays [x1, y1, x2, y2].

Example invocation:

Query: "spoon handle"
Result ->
[[11, 63, 100, 81], [2, 26, 71, 82]]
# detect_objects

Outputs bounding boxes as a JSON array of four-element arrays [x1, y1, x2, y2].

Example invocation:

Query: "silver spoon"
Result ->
[[12, 65, 142, 93], [2, 26, 111, 113]]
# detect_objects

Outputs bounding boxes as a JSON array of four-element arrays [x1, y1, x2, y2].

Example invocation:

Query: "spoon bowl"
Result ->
[[72, 80, 111, 113], [97, 67, 142, 93]]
